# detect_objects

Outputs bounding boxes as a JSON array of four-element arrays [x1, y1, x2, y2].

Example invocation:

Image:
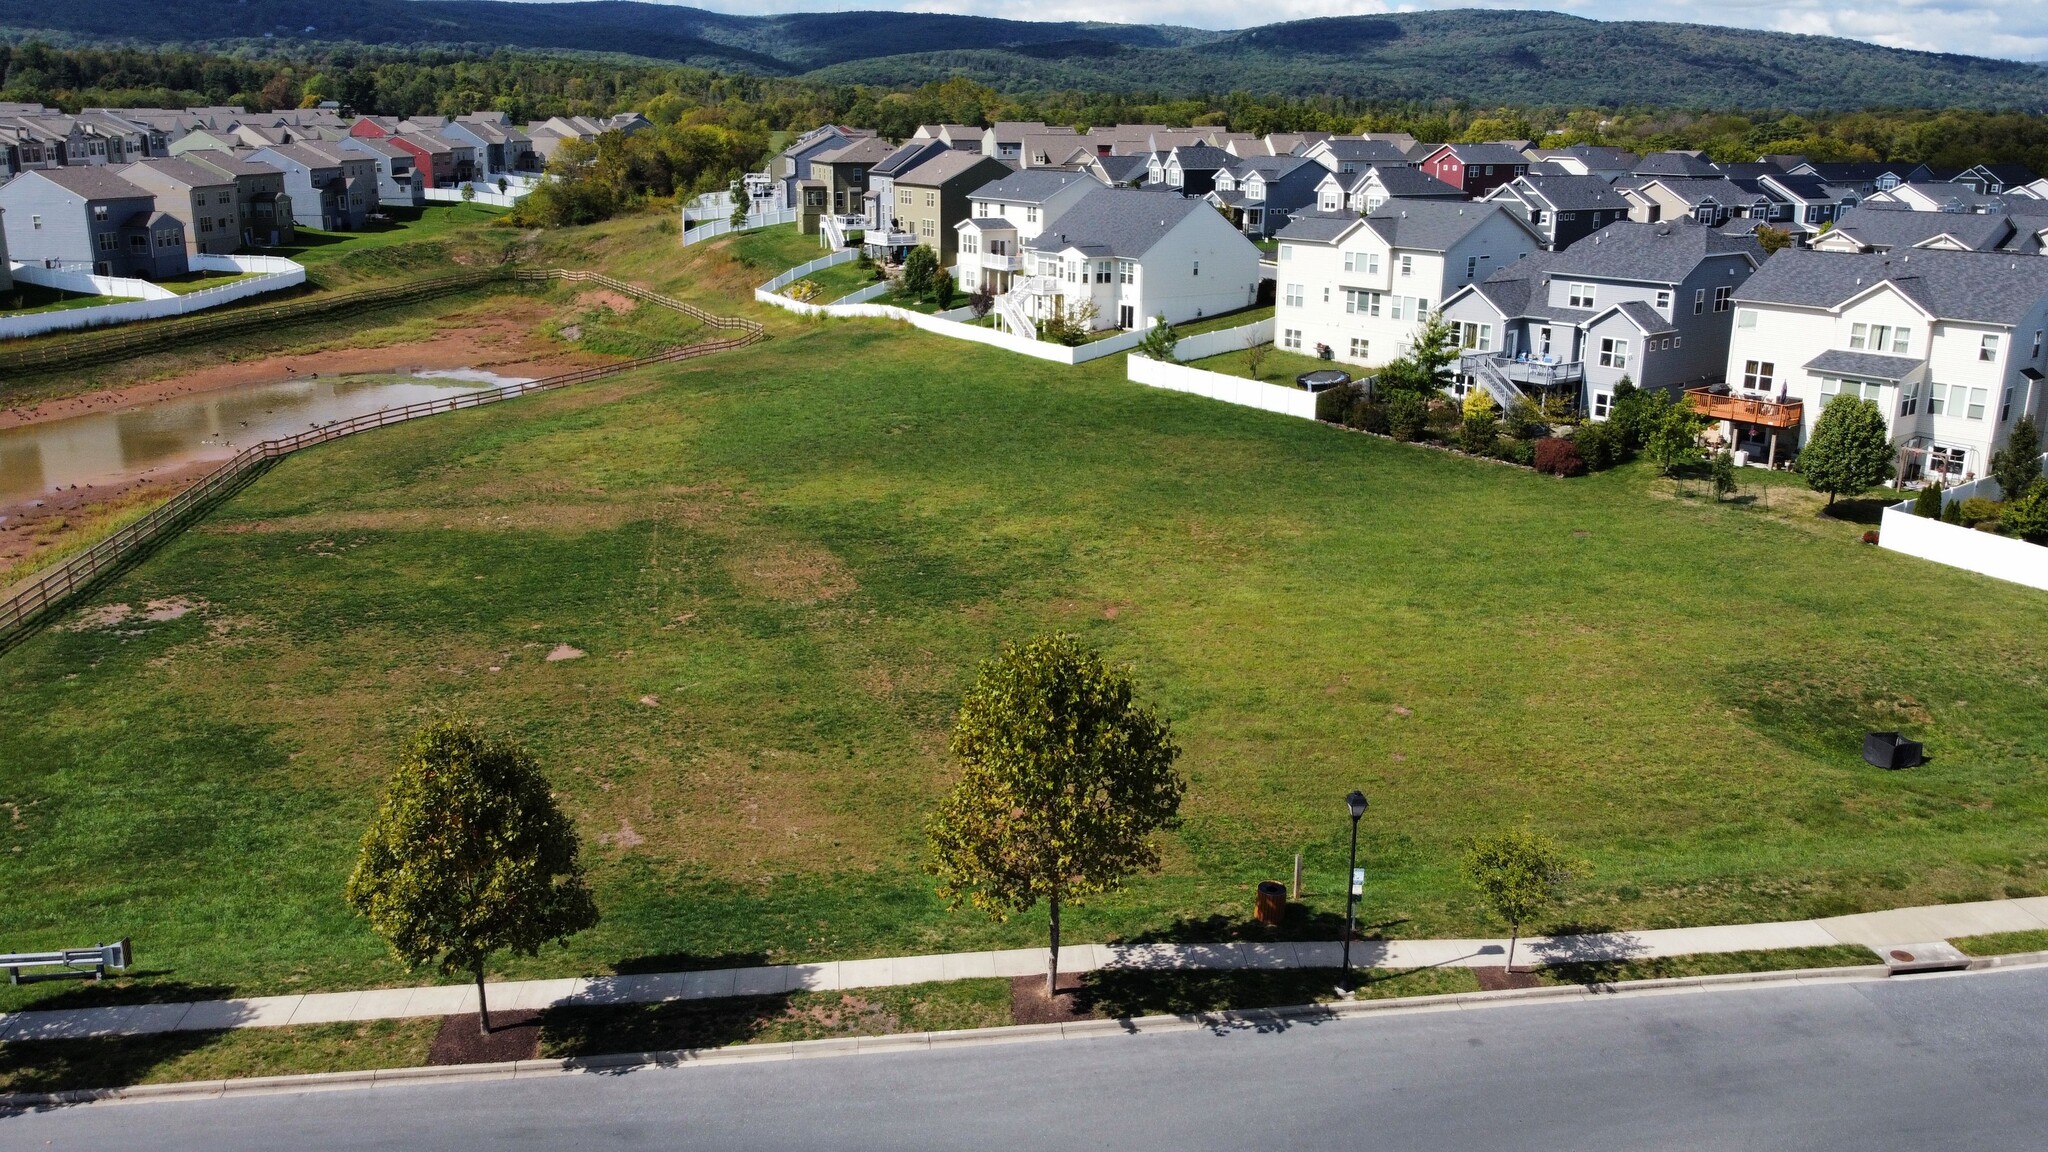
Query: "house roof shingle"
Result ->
[[1735, 247, 2048, 326], [1804, 349, 1927, 380], [1021, 187, 1210, 259]]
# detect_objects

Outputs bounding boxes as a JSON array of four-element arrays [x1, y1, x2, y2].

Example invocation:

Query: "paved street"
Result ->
[[7, 966, 2048, 1150]]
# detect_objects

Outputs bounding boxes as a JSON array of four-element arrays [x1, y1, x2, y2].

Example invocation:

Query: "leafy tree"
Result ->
[[1643, 402, 1707, 477], [1800, 396, 1892, 505], [1376, 312, 1460, 395], [1135, 314, 1179, 361], [968, 285, 996, 319], [1037, 300, 1098, 346], [1463, 824, 1581, 971], [1912, 480, 1944, 518], [1989, 415, 2043, 501], [1572, 421, 1621, 471], [927, 634, 1185, 996], [1710, 450, 1738, 501], [1755, 225, 1794, 254], [933, 272, 957, 309], [345, 721, 599, 1035], [460, 181, 477, 203], [1603, 378, 1666, 457], [2001, 479, 2048, 543], [900, 245, 939, 297], [728, 187, 750, 228]]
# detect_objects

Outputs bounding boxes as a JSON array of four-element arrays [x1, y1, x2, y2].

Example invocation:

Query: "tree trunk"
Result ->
[[1506, 925, 1519, 973], [1046, 896, 1061, 999], [475, 964, 492, 1036]]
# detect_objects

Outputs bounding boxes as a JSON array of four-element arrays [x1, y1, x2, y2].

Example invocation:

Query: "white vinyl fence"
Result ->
[[759, 282, 1156, 365], [2, 254, 306, 340], [1878, 452, 2048, 591], [423, 182, 522, 208], [1126, 348, 1320, 421], [1168, 317, 1275, 362], [682, 207, 799, 246]]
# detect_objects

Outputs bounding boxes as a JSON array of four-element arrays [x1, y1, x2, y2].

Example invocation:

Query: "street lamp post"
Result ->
[[1337, 789, 1368, 997]]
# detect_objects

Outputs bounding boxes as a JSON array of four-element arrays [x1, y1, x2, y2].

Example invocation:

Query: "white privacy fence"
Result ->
[[758, 284, 1150, 366], [423, 183, 523, 208], [1126, 349, 1320, 421], [2, 254, 306, 340], [681, 207, 799, 247], [758, 248, 858, 295], [1167, 317, 1276, 362], [1878, 451, 2048, 591]]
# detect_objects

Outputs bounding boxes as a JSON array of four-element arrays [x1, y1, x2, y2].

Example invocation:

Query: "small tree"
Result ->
[[2001, 478, 2048, 543], [969, 285, 996, 319], [1136, 314, 1179, 361], [1989, 415, 2043, 501], [1710, 450, 1738, 501], [933, 272, 957, 309], [1376, 312, 1459, 396], [1643, 402, 1707, 478], [1242, 328, 1271, 380], [1387, 391, 1429, 442], [460, 182, 477, 203], [901, 245, 939, 297], [345, 721, 599, 1035], [1801, 395, 1892, 506], [928, 634, 1185, 997], [1464, 824, 1581, 971], [1912, 480, 1944, 519], [729, 191, 750, 229], [1755, 225, 1794, 254]]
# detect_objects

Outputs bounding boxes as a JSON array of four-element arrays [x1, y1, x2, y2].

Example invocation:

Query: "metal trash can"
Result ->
[[1864, 731, 1924, 770], [1254, 881, 1287, 926]]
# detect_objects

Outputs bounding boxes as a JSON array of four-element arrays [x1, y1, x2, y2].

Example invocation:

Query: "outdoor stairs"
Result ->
[[1472, 356, 1527, 411]]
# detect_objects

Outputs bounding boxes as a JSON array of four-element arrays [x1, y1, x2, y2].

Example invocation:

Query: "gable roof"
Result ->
[[13, 165, 153, 200], [1020, 187, 1212, 259], [895, 149, 1006, 188], [1633, 151, 1722, 178], [1509, 174, 1627, 212], [1553, 219, 1764, 281], [1355, 200, 1534, 252], [1167, 144, 1233, 170], [1272, 210, 1361, 245], [1366, 165, 1466, 198], [970, 169, 1093, 204], [814, 136, 898, 166], [1431, 143, 1528, 167], [1804, 349, 1926, 381], [118, 157, 234, 189], [1312, 138, 1413, 166], [1734, 247, 2048, 325], [1824, 206, 2015, 252]]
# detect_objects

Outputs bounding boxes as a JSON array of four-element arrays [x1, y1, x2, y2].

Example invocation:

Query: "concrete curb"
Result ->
[[1, 958, 1974, 1114], [1964, 948, 2048, 970]]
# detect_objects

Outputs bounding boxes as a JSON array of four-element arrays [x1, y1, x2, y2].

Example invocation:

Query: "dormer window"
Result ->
[[93, 205, 108, 221], [1568, 283, 1594, 308]]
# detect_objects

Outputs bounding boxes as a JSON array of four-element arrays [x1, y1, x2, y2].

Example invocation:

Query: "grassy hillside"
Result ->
[[2, 217, 2045, 1013], [5, 3, 2048, 109]]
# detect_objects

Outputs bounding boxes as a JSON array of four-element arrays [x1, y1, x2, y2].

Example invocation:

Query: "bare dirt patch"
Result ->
[[570, 289, 640, 315], [1011, 973, 1096, 1025], [723, 542, 855, 605], [62, 602, 134, 631], [546, 644, 586, 662], [428, 1009, 541, 1065]]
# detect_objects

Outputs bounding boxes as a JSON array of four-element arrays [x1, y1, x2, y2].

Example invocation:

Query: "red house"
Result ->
[[347, 116, 403, 140], [1418, 144, 1529, 197]]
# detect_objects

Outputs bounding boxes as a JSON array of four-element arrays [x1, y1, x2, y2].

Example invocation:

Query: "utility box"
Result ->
[[1254, 881, 1287, 927], [1864, 731, 1925, 770]]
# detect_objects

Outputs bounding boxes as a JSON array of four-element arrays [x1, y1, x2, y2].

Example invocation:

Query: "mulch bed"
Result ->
[[427, 1008, 543, 1065], [1010, 973, 1098, 1025], [1473, 967, 1543, 991]]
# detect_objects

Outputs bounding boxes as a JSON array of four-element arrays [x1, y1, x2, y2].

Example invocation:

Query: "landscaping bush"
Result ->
[[1387, 392, 1428, 442], [1136, 314, 1179, 361], [1501, 397, 1548, 441], [786, 278, 824, 303], [1912, 482, 1945, 519], [901, 246, 938, 298], [1710, 450, 1738, 501], [1942, 496, 1965, 524], [1351, 400, 1392, 435], [969, 286, 995, 319], [1458, 409, 1500, 456], [1534, 437, 1587, 477], [1572, 421, 1622, 472], [1989, 415, 2043, 500], [1498, 438, 1536, 466], [1425, 398, 1461, 440], [1957, 497, 2001, 527], [1462, 390, 1498, 421], [2001, 479, 2048, 543], [933, 273, 957, 310]]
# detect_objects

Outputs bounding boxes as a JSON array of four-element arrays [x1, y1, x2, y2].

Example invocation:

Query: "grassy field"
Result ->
[[0, 283, 132, 315], [3, 212, 2046, 1015], [1187, 343, 1340, 384], [268, 204, 515, 289]]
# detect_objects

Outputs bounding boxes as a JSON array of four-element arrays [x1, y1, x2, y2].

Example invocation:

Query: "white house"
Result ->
[[1001, 186, 1263, 332], [1724, 248, 2048, 483], [1311, 165, 1465, 216], [955, 169, 1100, 296], [1270, 201, 1541, 369]]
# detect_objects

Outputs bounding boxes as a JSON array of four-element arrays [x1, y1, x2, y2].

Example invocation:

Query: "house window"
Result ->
[[2034, 330, 2044, 359], [924, 191, 936, 207], [1350, 338, 1369, 359], [1466, 256, 1478, 279], [127, 235, 145, 252], [1850, 323, 1909, 354], [1095, 261, 1112, 284], [31, 215, 41, 230], [1455, 322, 1492, 352], [1656, 290, 1672, 310], [99, 233, 116, 252], [93, 205, 108, 221], [1118, 260, 1135, 285], [1930, 446, 1967, 477], [1026, 206, 1037, 224], [920, 219, 934, 238], [1285, 283, 1304, 308], [1279, 244, 1293, 262], [2001, 387, 2015, 422], [1593, 392, 1613, 418], [1282, 328, 1302, 350], [1192, 261, 1199, 277], [1966, 387, 1988, 420], [200, 218, 213, 233], [1821, 377, 1885, 405], [1320, 191, 1339, 211], [1568, 283, 1594, 308], [1399, 254, 1413, 277], [1980, 334, 2000, 362], [1713, 286, 1733, 313], [1742, 360, 1774, 390], [1538, 327, 1552, 355], [1344, 289, 1380, 316], [1900, 383, 1920, 416], [1343, 251, 1379, 275], [1599, 338, 1628, 369], [1737, 308, 1756, 329]]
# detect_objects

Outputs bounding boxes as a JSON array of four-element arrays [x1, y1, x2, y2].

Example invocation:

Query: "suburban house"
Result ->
[[1440, 220, 1765, 419], [1723, 248, 2048, 483], [0, 166, 188, 278], [955, 169, 1100, 296], [1301, 137, 1415, 175], [910, 124, 982, 151], [1482, 174, 1632, 251], [982, 123, 1072, 162], [1522, 145, 1640, 181], [862, 137, 956, 257], [808, 136, 899, 217], [1632, 151, 1725, 180], [523, 114, 650, 164], [337, 135, 423, 205], [1793, 161, 1934, 195], [1206, 154, 1326, 238], [1620, 177, 1770, 228], [250, 142, 375, 231], [1271, 200, 1542, 369], [771, 124, 869, 208], [1810, 206, 2042, 255], [889, 150, 1012, 268], [116, 158, 241, 256], [1086, 154, 1153, 188], [1312, 165, 1466, 216], [184, 150, 295, 245], [166, 128, 246, 158], [1003, 186, 1263, 332], [1749, 171, 1850, 234], [383, 130, 474, 190], [1416, 144, 1530, 197], [448, 113, 538, 175], [1018, 133, 1092, 169], [1863, 182, 2008, 214], [1950, 164, 2038, 196], [0, 116, 69, 174], [1149, 145, 1233, 196]]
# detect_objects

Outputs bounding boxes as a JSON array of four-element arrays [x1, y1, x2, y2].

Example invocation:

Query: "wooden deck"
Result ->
[[1686, 388, 1803, 428]]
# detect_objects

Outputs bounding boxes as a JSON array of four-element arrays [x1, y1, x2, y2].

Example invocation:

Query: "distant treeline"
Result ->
[[7, 42, 2047, 193]]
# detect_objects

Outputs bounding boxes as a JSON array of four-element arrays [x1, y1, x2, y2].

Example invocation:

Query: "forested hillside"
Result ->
[[4, 2, 2048, 110]]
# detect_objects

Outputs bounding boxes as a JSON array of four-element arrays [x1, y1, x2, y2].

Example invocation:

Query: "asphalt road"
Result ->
[[8, 967, 2048, 1151]]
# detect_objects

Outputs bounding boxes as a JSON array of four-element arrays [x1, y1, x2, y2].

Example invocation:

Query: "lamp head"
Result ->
[[1345, 790, 1368, 820]]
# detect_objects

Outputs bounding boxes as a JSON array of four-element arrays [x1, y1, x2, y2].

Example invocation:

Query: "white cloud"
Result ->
[[678, 0, 2048, 61]]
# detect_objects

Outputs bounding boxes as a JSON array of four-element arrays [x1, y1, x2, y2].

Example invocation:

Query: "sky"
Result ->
[[682, 0, 2048, 62]]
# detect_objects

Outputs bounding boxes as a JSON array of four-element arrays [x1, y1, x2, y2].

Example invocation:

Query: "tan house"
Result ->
[[807, 136, 899, 217], [118, 157, 241, 256], [892, 151, 1013, 267]]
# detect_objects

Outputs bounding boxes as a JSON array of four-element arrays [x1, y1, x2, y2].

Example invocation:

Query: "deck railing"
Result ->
[[0, 269, 762, 654], [1685, 387, 1803, 428]]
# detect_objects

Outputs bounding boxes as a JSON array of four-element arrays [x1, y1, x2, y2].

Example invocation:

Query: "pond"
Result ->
[[0, 371, 527, 508]]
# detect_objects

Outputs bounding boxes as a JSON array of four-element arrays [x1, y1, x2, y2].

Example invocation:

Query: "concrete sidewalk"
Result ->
[[6, 896, 2046, 1044]]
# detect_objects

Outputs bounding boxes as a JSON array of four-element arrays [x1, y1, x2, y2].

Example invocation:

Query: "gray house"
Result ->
[[1440, 219, 1766, 418], [118, 158, 241, 256], [1482, 174, 1632, 251], [184, 151, 295, 246], [0, 166, 187, 279], [1206, 154, 1327, 239], [449, 113, 539, 175], [338, 135, 423, 205], [250, 142, 374, 231]]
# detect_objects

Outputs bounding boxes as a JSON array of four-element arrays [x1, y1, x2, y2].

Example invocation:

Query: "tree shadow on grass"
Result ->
[[0, 1029, 229, 1100], [1822, 497, 1889, 525], [1111, 906, 1404, 946], [608, 950, 770, 976], [538, 993, 794, 1071], [0, 977, 233, 1014]]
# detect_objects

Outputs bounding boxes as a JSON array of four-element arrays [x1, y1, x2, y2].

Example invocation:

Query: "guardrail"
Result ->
[[0, 270, 763, 654]]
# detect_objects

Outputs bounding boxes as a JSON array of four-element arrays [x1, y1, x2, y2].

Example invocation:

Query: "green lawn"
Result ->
[[727, 223, 837, 276], [3, 299, 2047, 1014], [0, 282, 133, 315], [155, 270, 260, 295], [1186, 343, 1342, 385], [263, 204, 513, 290], [1950, 929, 2048, 957], [1172, 305, 1274, 338]]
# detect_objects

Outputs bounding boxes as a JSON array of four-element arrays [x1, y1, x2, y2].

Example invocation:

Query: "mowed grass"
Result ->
[[3, 258, 2048, 1013]]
